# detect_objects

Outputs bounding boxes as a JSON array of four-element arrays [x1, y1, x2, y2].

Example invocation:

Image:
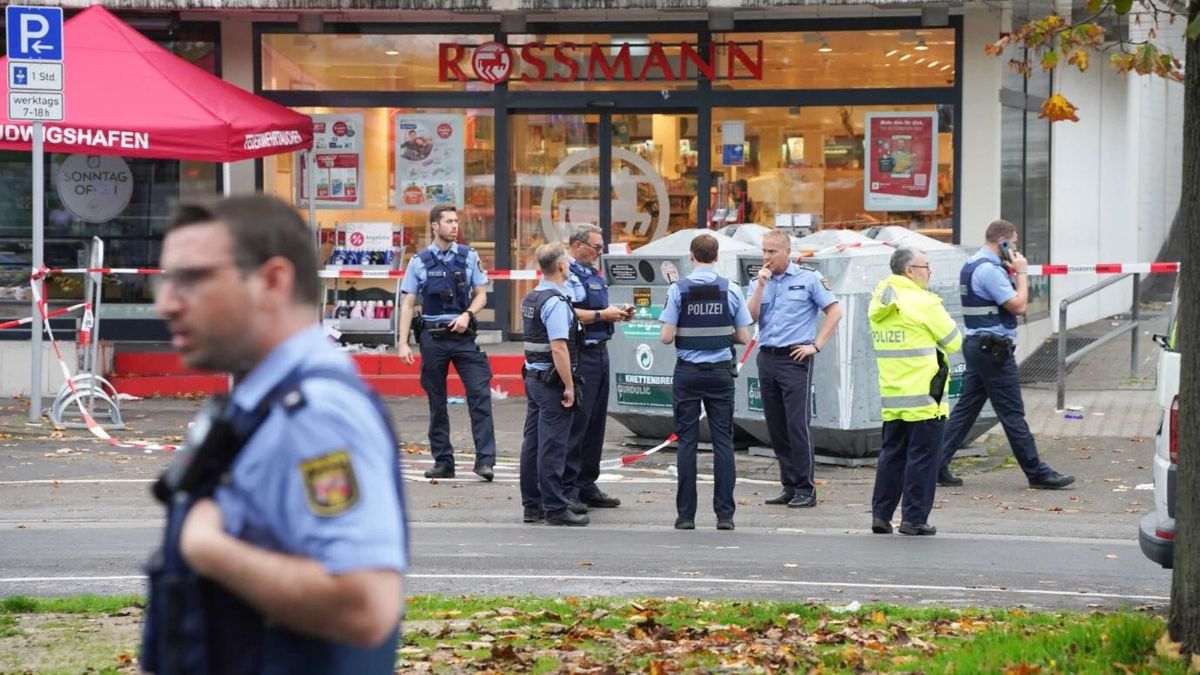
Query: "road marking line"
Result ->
[[0, 573, 1166, 602], [0, 479, 155, 485]]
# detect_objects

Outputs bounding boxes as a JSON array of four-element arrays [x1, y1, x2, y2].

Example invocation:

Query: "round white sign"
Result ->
[[55, 155, 134, 223]]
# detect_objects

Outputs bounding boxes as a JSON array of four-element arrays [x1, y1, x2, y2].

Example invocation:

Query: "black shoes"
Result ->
[[872, 517, 893, 534], [674, 518, 695, 530], [567, 500, 589, 515], [473, 464, 494, 482], [937, 468, 963, 487], [787, 494, 817, 508], [1029, 471, 1076, 489], [424, 463, 454, 479], [898, 521, 937, 536], [717, 520, 735, 531], [764, 491, 795, 505], [523, 507, 543, 523], [545, 510, 589, 526], [582, 491, 621, 508]]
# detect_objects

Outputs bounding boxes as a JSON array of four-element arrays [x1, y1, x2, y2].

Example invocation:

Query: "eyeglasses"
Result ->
[[583, 241, 604, 252], [908, 265, 931, 270], [151, 262, 245, 297]]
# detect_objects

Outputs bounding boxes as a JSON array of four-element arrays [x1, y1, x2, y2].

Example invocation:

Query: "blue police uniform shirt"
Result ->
[[400, 243, 488, 323], [963, 248, 1019, 341], [566, 256, 608, 346], [525, 280, 574, 372], [216, 325, 407, 575], [746, 263, 838, 348], [660, 268, 753, 364]]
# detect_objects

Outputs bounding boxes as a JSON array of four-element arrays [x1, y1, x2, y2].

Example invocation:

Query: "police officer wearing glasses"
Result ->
[[562, 224, 634, 512], [747, 229, 842, 508], [659, 234, 753, 531], [143, 195, 407, 674], [936, 219, 1074, 490], [398, 205, 497, 482], [520, 243, 588, 526]]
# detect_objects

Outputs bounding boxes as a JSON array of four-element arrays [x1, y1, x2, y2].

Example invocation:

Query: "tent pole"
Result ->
[[29, 122, 44, 424], [307, 150, 318, 247], [222, 162, 232, 197]]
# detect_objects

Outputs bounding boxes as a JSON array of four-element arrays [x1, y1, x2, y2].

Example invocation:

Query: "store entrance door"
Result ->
[[508, 109, 699, 332]]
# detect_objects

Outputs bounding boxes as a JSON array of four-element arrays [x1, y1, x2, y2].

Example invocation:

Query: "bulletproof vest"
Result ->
[[960, 258, 1017, 331], [569, 260, 613, 343], [418, 247, 472, 316], [141, 365, 407, 675], [522, 288, 580, 370], [674, 276, 735, 351]]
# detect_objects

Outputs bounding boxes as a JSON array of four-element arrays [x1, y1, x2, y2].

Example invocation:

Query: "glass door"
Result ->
[[608, 113, 699, 250]]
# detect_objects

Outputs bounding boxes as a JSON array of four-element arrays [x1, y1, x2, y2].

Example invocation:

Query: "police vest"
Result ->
[[868, 275, 963, 422], [674, 276, 735, 351], [960, 258, 1017, 331], [569, 259, 613, 343], [522, 288, 580, 371], [418, 247, 472, 317], [142, 365, 406, 675]]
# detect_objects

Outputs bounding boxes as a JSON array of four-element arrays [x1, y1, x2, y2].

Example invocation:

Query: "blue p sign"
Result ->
[[5, 6, 64, 62]]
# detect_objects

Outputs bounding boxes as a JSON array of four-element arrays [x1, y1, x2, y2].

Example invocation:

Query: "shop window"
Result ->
[[711, 29, 956, 90], [261, 33, 496, 92], [263, 107, 496, 323], [710, 105, 954, 239]]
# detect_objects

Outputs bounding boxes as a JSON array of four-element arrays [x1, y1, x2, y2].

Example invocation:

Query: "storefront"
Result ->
[[255, 18, 962, 334]]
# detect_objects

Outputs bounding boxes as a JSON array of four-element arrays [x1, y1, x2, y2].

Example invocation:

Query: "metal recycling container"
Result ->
[[604, 229, 758, 441], [732, 228, 997, 460]]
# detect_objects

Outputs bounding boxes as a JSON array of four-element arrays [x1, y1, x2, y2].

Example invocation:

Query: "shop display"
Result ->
[[394, 114, 465, 212], [864, 112, 938, 212], [298, 113, 365, 209]]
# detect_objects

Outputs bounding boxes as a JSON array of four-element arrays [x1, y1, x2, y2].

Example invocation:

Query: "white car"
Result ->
[[1139, 280, 1181, 568]]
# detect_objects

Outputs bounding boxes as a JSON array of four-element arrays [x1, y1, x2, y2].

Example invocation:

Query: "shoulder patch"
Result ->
[[300, 450, 360, 516], [821, 277, 832, 291]]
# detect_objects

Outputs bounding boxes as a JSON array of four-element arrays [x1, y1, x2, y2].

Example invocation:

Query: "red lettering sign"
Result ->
[[437, 41, 763, 83]]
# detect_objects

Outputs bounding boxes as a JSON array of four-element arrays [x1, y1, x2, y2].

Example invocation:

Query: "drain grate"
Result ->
[[1018, 337, 1096, 383]]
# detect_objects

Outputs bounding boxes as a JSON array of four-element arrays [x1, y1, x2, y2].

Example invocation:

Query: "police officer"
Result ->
[[398, 205, 496, 481], [868, 247, 962, 536], [937, 220, 1075, 489], [659, 234, 753, 530], [562, 224, 633, 512], [747, 229, 842, 508], [149, 195, 406, 672], [520, 243, 588, 526]]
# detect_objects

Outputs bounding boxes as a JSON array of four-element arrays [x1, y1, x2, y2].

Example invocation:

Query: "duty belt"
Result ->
[[759, 344, 812, 355]]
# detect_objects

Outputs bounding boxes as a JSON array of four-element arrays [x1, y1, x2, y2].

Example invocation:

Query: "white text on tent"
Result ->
[[0, 125, 150, 150]]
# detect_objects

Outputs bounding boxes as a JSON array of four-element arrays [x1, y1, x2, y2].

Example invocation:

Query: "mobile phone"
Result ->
[[999, 239, 1014, 264]]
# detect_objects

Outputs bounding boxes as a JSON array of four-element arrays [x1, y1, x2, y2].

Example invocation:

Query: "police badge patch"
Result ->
[[300, 450, 360, 516], [821, 277, 832, 291]]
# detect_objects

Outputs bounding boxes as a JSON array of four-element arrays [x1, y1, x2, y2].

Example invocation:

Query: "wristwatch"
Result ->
[[466, 310, 476, 318], [594, 310, 602, 323]]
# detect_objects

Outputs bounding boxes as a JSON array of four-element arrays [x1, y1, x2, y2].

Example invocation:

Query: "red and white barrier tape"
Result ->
[[28, 280, 178, 452], [0, 302, 89, 331], [1026, 262, 1180, 276]]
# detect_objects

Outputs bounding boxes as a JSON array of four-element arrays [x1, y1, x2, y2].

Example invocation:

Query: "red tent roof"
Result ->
[[0, 6, 312, 162]]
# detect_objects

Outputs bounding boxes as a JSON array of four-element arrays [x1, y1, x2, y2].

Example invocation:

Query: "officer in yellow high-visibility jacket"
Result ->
[[868, 247, 962, 536]]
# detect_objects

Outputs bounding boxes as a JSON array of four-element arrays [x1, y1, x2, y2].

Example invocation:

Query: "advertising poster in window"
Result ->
[[394, 114, 465, 212], [864, 112, 938, 212], [298, 113, 364, 210]]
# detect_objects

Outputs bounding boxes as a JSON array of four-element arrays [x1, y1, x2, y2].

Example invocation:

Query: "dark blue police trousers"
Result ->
[[938, 334, 1053, 480], [873, 418, 944, 525], [563, 346, 610, 501], [757, 350, 816, 498], [672, 360, 736, 522], [419, 330, 496, 468], [519, 375, 574, 515]]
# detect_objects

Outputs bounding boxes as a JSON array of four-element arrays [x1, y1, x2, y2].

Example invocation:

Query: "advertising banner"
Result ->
[[864, 112, 938, 212], [394, 114, 464, 212], [298, 113, 364, 209]]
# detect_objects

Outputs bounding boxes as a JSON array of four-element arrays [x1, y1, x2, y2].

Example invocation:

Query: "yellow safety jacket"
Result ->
[[868, 274, 963, 422]]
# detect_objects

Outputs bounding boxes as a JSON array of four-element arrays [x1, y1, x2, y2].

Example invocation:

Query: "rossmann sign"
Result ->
[[438, 40, 764, 84]]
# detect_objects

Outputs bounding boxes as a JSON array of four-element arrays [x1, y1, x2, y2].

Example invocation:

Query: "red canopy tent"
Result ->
[[0, 5, 313, 161]]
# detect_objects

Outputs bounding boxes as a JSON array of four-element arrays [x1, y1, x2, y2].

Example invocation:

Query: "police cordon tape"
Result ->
[[27, 277, 180, 453], [0, 302, 89, 332]]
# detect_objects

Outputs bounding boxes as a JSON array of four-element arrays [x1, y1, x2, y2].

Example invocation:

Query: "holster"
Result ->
[[978, 332, 1015, 361], [411, 313, 425, 342]]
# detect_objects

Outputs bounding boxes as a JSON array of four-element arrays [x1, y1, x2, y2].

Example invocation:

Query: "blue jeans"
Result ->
[[938, 334, 1053, 480], [563, 346, 610, 501], [419, 331, 496, 468], [519, 376, 574, 515], [873, 418, 944, 525], [673, 360, 736, 522]]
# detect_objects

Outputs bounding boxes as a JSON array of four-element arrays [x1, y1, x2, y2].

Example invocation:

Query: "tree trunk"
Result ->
[[1169, 0, 1200, 653]]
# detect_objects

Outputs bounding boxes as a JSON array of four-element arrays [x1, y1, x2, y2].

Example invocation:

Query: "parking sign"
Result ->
[[5, 6, 64, 62]]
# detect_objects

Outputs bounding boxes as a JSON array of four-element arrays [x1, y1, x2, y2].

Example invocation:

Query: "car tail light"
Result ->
[[1170, 395, 1180, 465], [1157, 529, 1176, 541]]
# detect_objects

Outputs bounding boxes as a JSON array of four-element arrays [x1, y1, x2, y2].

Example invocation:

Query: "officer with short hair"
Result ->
[[660, 233, 753, 530], [145, 195, 406, 673], [563, 223, 633, 512], [398, 205, 496, 481], [747, 229, 842, 508], [937, 219, 1074, 489], [520, 242, 588, 526], [868, 247, 962, 536]]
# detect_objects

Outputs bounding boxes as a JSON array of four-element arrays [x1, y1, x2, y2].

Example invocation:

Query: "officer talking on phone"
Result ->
[[937, 219, 1074, 489]]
